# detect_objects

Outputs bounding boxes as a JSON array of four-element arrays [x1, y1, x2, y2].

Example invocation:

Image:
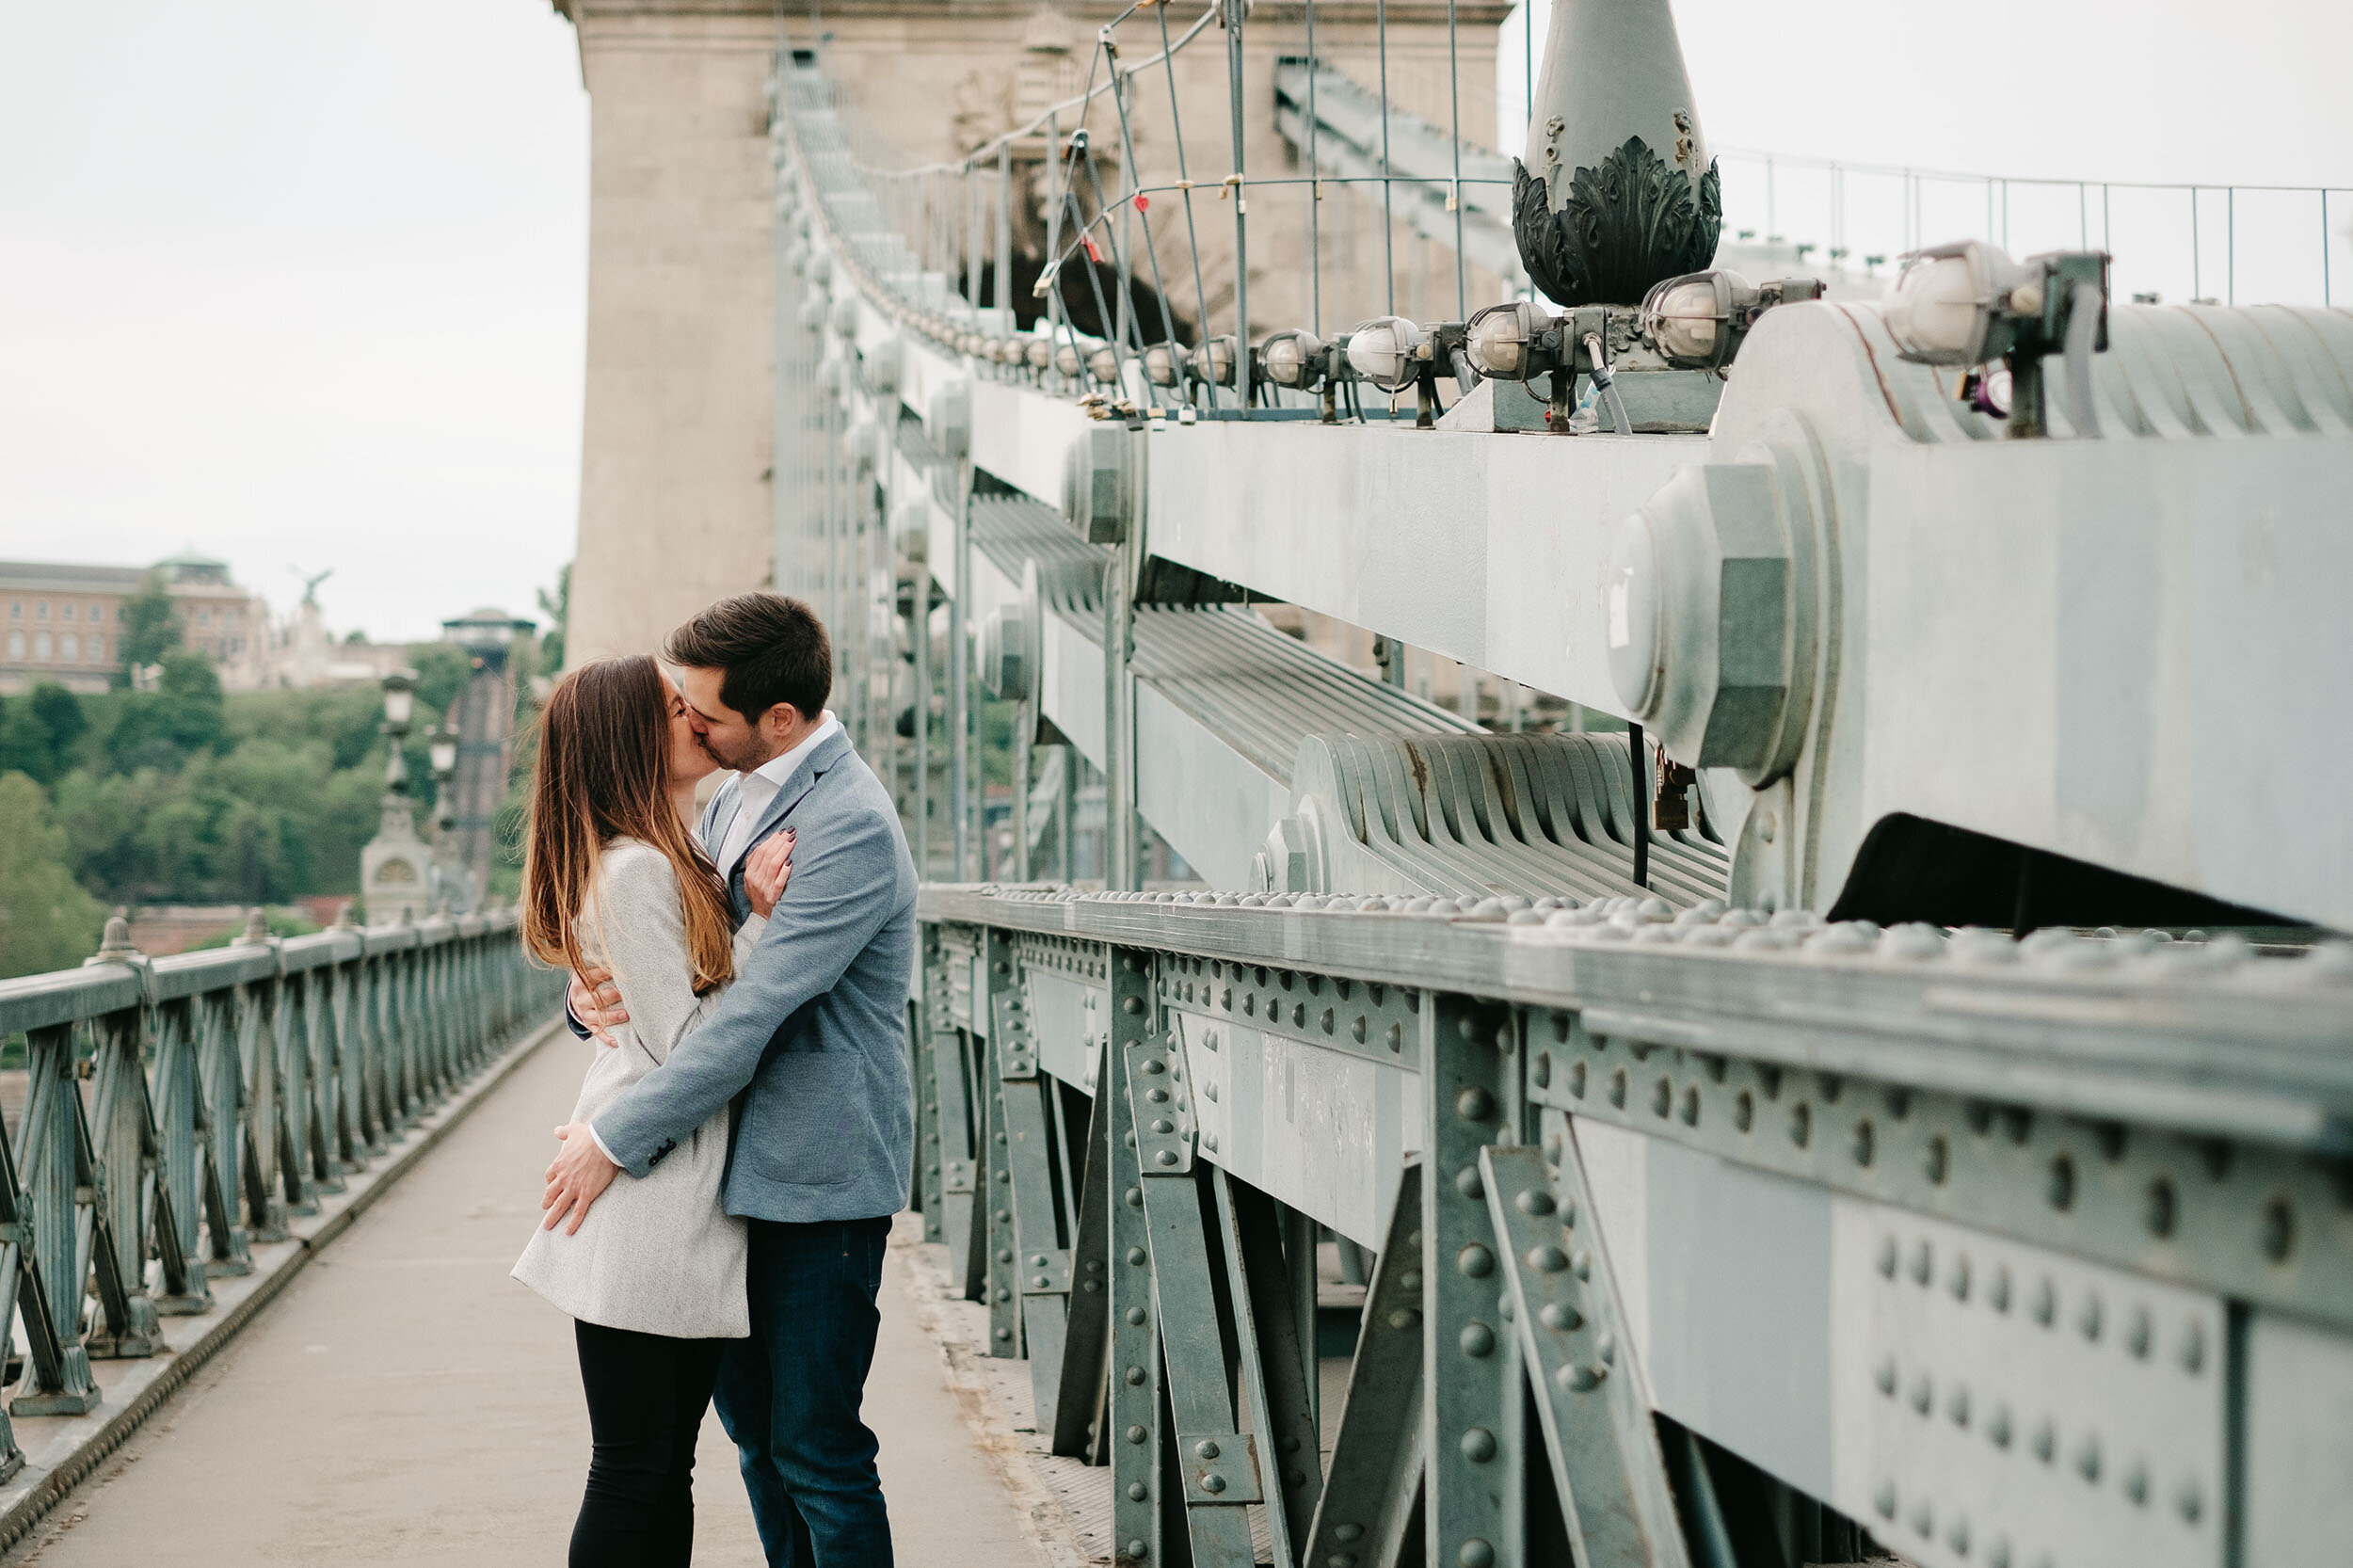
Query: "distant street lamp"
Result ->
[[360, 668, 430, 925], [428, 724, 458, 832]]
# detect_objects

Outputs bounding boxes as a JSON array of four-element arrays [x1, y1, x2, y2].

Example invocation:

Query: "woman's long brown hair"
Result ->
[[520, 655, 735, 993]]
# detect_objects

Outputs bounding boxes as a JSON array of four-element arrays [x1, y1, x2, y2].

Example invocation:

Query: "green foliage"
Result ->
[[536, 564, 570, 672], [0, 683, 90, 787], [104, 651, 229, 772], [56, 744, 388, 906], [408, 642, 471, 718], [0, 771, 105, 979], [113, 572, 182, 684]]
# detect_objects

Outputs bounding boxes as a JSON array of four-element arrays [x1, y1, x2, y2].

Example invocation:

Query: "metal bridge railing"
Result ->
[[913, 885, 2353, 1568], [0, 907, 560, 1480]]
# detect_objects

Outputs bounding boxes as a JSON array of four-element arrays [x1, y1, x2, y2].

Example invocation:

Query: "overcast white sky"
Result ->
[[1, 2, 2345, 644]]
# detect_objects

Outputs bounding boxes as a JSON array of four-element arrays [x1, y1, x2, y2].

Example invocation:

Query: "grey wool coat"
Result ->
[[512, 839, 764, 1338], [594, 727, 917, 1224]]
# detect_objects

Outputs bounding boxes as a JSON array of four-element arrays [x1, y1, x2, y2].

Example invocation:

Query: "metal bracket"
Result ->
[[1019, 1246, 1073, 1295], [1128, 1032, 1194, 1176], [1176, 1432, 1265, 1504], [1481, 1143, 1693, 1568]]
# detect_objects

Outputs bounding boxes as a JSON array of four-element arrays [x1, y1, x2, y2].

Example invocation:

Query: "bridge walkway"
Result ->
[[4, 1030, 1062, 1567]]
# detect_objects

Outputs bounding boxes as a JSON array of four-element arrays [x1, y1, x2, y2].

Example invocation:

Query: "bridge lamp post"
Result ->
[[360, 668, 431, 926]]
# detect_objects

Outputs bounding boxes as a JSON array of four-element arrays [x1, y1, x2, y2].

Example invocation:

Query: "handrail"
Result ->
[[0, 910, 562, 1477]]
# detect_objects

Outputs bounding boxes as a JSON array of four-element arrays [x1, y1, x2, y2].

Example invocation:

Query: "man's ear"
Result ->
[[762, 703, 803, 742]]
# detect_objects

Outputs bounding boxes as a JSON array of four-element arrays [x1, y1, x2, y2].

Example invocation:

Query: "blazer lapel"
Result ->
[[725, 728, 853, 914]]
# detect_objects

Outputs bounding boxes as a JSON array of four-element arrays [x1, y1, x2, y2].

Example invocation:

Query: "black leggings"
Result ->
[[571, 1320, 727, 1568]]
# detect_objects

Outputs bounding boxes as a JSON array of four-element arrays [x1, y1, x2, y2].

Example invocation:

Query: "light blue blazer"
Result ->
[[592, 728, 918, 1225]]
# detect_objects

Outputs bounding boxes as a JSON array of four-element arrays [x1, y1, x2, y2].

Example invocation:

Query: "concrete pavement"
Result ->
[[7, 1030, 1057, 1566]]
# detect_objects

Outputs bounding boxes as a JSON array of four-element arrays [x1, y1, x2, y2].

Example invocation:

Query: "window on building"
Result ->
[[32, 632, 50, 661], [197, 607, 211, 626], [61, 603, 74, 622], [8, 602, 18, 619], [60, 632, 78, 663], [89, 634, 104, 663], [6, 632, 22, 659], [35, 601, 47, 620]]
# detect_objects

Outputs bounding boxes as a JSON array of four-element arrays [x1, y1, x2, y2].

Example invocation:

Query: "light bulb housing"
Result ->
[[1053, 343, 1084, 379], [1190, 336, 1241, 390], [1142, 342, 1183, 388], [1882, 240, 2026, 367], [1025, 338, 1053, 372], [1086, 345, 1122, 385], [1465, 301, 1569, 380], [1345, 315, 1430, 393], [1260, 328, 1326, 390]]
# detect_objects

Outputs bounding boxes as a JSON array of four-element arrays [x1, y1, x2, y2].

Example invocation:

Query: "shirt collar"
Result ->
[[739, 710, 840, 796]]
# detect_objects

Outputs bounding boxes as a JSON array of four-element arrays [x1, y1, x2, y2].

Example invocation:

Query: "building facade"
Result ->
[[0, 554, 271, 695]]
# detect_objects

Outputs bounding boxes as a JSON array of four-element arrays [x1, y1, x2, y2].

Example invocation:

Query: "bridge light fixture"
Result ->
[[1025, 338, 1053, 373], [1882, 240, 2025, 366], [1053, 342, 1084, 380], [1465, 300, 1565, 381], [1190, 336, 1241, 390], [381, 669, 416, 731], [1885, 240, 2110, 438], [829, 295, 860, 340], [427, 726, 457, 778], [1261, 328, 1325, 390], [808, 249, 833, 285], [1346, 315, 1428, 393], [1142, 342, 1184, 388], [1086, 345, 1122, 385], [1640, 271, 1823, 371]]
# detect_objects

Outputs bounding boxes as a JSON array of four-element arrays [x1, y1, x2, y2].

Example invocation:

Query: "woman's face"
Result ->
[[665, 674, 722, 788]]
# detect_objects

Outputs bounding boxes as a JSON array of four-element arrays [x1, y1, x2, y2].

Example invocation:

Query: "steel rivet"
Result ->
[[1155, 1150, 1177, 1166], [2076, 1434, 2102, 1483], [1195, 1439, 1219, 1460], [1127, 1539, 1148, 1560], [1651, 1077, 1672, 1117], [2031, 1279, 2056, 1326], [1539, 1301, 1581, 1332], [995, 1288, 1011, 1302], [1387, 1308, 1418, 1330], [1456, 1087, 1493, 1121], [1031, 1274, 1048, 1288], [1947, 1515, 1970, 1555], [1875, 1358, 1897, 1397], [2079, 1292, 2104, 1341], [1152, 1117, 1174, 1134], [1911, 1240, 1933, 1286], [1989, 1405, 2012, 1448], [1515, 1188, 1555, 1216], [1456, 1243, 1495, 1279], [2032, 1422, 2056, 1464], [1126, 1307, 1148, 1326], [1949, 1255, 1972, 1302], [1989, 1266, 2011, 1313], [1877, 1236, 1898, 1278], [1910, 1373, 1932, 1415], [1529, 1244, 1569, 1273], [1461, 1427, 1497, 1463], [1609, 1067, 1627, 1108], [1128, 1482, 1148, 1500], [1126, 1424, 1147, 1444], [1789, 1102, 1811, 1147], [2176, 1478, 2202, 1523], [1455, 1166, 1484, 1199], [994, 1325, 1013, 1340], [1874, 1481, 1897, 1519], [1125, 1365, 1146, 1385], [2126, 1307, 2152, 1358], [999, 1249, 1014, 1263], [1570, 1060, 1588, 1097], [2181, 1320, 2205, 1374], [1948, 1385, 1970, 1428], [2125, 1463, 2149, 1505], [1572, 1249, 1591, 1280], [1459, 1321, 1496, 1357], [1333, 1523, 1364, 1544], [1458, 1541, 1495, 1568], [1127, 1246, 1147, 1265]]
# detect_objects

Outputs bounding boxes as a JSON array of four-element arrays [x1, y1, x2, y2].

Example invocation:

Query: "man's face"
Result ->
[[675, 665, 785, 773]]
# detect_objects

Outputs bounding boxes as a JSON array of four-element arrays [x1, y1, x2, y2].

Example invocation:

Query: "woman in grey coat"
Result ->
[[510, 655, 792, 1568]]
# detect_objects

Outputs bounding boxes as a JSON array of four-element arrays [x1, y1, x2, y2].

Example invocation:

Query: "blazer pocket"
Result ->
[[739, 1052, 861, 1187]]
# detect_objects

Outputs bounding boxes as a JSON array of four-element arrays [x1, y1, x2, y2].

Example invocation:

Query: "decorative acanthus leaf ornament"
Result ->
[[1513, 136, 1721, 308]]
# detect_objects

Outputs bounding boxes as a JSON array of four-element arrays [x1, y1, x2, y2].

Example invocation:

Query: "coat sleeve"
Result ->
[[594, 847, 766, 1069], [591, 808, 896, 1176]]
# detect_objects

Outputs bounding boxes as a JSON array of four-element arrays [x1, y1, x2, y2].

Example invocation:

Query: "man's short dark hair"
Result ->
[[664, 593, 832, 725]]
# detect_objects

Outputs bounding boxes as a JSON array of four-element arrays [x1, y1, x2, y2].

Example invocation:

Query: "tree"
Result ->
[[113, 572, 182, 686], [536, 563, 570, 672], [408, 642, 471, 719], [104, 651, 228, 773], [0, 771, 105, 978], [0, 684, 88, 787]]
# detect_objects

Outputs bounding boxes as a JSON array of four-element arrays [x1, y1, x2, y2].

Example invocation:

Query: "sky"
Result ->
[[1, 3, 2346, 645], [0, 2, 588, 646]]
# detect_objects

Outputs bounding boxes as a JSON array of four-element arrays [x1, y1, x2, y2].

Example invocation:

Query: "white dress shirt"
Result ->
[[715, 711, 840, 872]]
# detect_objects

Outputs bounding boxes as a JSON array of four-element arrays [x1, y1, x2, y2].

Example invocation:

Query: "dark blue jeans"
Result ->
[[714, 1216, 894, 1566]]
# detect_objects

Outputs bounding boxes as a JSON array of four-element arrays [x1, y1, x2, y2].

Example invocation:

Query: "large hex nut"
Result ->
[[1063, 423, 1140, 545], [1607, 460, 1812, 780]]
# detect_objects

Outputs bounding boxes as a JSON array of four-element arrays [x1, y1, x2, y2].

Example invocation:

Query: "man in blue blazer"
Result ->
[[543, 592, 917, 1565]]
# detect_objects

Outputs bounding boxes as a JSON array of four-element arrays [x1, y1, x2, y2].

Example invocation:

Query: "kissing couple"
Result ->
[[510, 592, 918, 1566]]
